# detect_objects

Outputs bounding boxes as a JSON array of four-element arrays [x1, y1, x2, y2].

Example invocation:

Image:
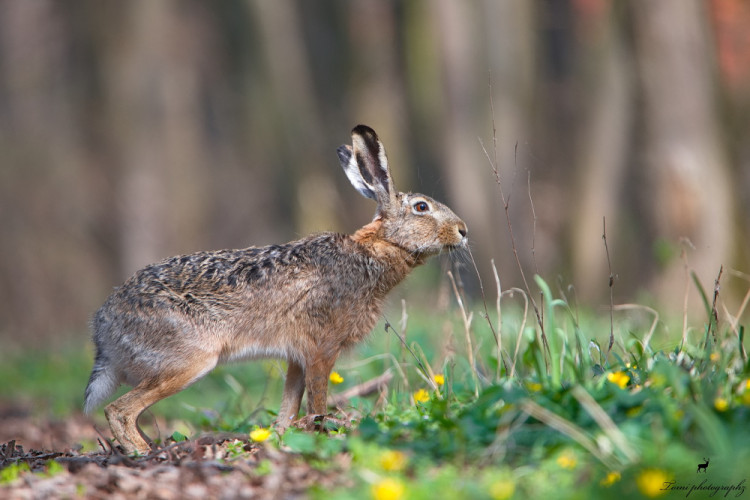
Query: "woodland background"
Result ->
[[1, 0, 750, 346]]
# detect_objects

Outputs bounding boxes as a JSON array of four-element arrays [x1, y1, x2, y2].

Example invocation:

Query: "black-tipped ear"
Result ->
[[338, 144, 377, 200], [338, 125, 395, 209]]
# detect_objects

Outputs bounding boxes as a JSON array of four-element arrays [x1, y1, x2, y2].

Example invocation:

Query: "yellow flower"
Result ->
[[371, 478, 405, 500], [413, 389, 430, 404], [742, 381, 750, 406], [488, 479, 515, 500], [600, 471, 621, 487], [433, 374, 445, 386], [714, 397, 729, 412], [249, 428, 272, 442], [556, 450, 577, 469], [526, 382, 542, 392], [637, 469, 670, 497], [607, 371, 630, 389], [329, 371, 344, 384], [379, 450, 408, 472], [710, 352, 720, 363]]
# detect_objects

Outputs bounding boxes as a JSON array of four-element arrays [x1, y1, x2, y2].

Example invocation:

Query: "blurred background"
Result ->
[[1, 0, 750, 347]]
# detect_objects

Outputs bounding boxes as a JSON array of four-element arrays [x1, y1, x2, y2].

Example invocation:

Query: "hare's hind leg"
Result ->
[[105, 362, 214, 454], [277, 359, 305, 429]]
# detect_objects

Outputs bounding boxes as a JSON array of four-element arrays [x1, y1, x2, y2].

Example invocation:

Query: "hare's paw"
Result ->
[[292, 413, 350, 433], [104, 404, 152, 456]]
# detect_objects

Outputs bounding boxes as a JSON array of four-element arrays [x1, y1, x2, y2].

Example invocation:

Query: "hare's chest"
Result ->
[[336, 299, 384, 348]]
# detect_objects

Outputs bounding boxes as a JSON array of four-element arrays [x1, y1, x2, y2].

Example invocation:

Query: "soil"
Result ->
[[0, 408, 349, 499]]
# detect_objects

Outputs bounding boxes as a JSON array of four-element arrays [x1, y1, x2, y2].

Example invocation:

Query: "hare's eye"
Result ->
[[413, 201, 429, 213]]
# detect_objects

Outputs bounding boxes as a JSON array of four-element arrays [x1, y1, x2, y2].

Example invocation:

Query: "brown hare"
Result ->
[[84, 125, 468, 454]]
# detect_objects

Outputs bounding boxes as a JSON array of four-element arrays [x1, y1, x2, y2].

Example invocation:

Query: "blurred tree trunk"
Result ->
[[0, 1, 101, 339], [711, 0, 750, 274], [102, 1, 214, 278], [630, 0, 734, 310], [483, 0, 537, 289], [571, 4, 633, 301], [432, 0, 496, 283], [249, 0, 336, 236]]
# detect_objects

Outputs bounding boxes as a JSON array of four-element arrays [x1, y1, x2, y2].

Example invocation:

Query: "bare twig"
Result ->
[[528, 171, 539, 276], [613, 304, 659, 353], [383, 318, 429, 388], [679, 243, 691, 350], [706, 265, 723, 348], [327, 371, 394, 407], [482, 72, 554, 376], [478, 136, 546, 353], [726, 269, 750, 336], [491, 259, 507, 379], [506, 287, 529, 378], [602, 217, 615, 358], [468, 249, 500, 366], [448, 270, 479, 397], [725, 268, 750, 362], [399, 299, 408, 365]]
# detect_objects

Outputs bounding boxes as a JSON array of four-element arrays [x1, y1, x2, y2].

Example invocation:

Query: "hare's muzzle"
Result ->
[[457, 221, 468, 239], [451, 220, 468, 248]]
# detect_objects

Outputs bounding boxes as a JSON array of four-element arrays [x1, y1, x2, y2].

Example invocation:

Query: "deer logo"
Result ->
[[697, 457, 709, 473]]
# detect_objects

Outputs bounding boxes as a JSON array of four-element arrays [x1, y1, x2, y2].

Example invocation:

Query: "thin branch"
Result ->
[[528, 171, 539, 276], [506, 287, 529, 378], [491, 259, 507, 379], [602, 217, 615, 359], [680, 243, 690, 350], [327, 372, 394, 407], [706, 265, 723, 349], [383, 318, 430, 387], [448, 270, 479, 397], [612, 304, 659, 353], [482, 72, 549, 374], [478, 137, 545, 344], [726, 268, 750, 337], [468, 248, 500, 360]]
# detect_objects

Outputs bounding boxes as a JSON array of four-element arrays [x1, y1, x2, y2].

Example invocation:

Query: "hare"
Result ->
[[84, 125, 467, 454]]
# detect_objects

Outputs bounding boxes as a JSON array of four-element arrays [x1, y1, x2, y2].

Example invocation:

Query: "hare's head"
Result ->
[[337, 125, 467, 257]]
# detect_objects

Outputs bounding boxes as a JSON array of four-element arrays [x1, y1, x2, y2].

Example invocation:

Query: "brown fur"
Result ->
[[84, 125, 467, 454]]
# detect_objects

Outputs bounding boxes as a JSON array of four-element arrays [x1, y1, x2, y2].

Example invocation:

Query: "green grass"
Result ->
[[1, 274, 749, 499]]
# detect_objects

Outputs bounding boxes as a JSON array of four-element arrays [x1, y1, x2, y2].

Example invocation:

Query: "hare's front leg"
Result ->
[[277, 359, 305, 428], [305, 353, 338, 416]]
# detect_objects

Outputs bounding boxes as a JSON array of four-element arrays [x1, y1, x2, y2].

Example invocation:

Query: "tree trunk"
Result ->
[[630, 0, 734, 310]]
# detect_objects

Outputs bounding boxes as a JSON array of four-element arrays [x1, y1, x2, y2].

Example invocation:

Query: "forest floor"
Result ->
[[0, 407, 344, 499]]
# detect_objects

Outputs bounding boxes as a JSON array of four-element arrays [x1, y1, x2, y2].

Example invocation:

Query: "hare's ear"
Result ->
[[337, 125, 395, 210]]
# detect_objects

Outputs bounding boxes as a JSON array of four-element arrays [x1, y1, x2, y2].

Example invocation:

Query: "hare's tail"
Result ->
[[84, 350, 118, 414]]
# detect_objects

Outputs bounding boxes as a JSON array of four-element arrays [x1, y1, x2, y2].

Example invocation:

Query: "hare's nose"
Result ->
[[457, 222, 468, 238]]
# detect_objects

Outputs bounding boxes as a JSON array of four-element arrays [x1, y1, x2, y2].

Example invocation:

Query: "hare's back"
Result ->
[[94, 233, 368, 334], [98, 242, 310, 319]]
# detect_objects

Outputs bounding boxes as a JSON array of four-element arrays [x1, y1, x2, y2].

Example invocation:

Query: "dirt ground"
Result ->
[[0, 407, 348, 499]]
